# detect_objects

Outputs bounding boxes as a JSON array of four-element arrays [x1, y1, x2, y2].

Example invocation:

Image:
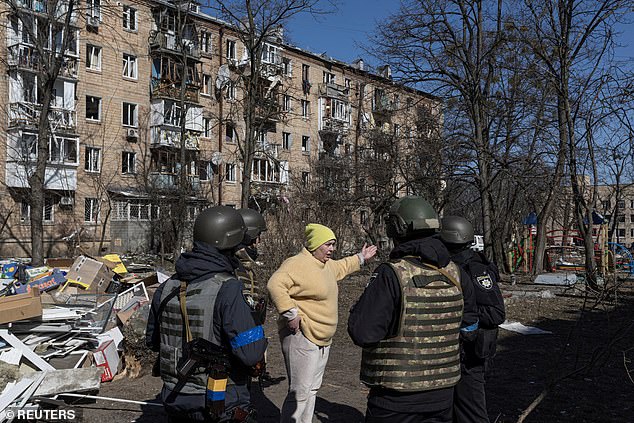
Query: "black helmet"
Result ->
[[238, 208, 267, 239], [440, 216, 474, 245], [193, 206, 247, 250], [386, 196, 439, 239]]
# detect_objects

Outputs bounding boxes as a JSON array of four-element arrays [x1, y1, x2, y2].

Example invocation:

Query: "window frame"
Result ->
[[85, 146, 101, 173], [84, 197, 99, 223], [122, 102, 138, 127], [282, 132, 291, 150], [85, 95, 101, 121], [301, 135, 310, 153], [122, 5, 137, 31], [86, 44, 102, 71], [122, 151, 136, 174], [122, 53, 138, 80], [225, 163, 236, 182]]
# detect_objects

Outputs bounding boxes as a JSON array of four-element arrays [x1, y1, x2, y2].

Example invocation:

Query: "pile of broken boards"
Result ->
[[0, 254, 170, 420]]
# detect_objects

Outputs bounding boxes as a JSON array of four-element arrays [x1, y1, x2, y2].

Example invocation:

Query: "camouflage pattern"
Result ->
[[360, 258, 463, 392], [159, 273, 232, 394]]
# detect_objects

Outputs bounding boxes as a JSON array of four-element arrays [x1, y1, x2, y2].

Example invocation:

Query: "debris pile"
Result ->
[[0, 254, 169, 420]]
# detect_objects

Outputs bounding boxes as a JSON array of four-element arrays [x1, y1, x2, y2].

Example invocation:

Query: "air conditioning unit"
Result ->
[[87, 16, 100, 28], [126, 128, 139, 140], [60, 196, 74, 206]]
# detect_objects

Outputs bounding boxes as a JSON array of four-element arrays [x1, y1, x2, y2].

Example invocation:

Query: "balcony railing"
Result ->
[[151, 80, 200, 104], [148, 173, 201, 192], [9, 102, 77, 131], [151, 128, 200, 150], [8, 45, 78, 78], [318, 82, 350, 100], [320, 117, 350, 134]]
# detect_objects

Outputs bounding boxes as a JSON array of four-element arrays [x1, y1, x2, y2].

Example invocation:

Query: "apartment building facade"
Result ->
[[0, 0, 440, 256]]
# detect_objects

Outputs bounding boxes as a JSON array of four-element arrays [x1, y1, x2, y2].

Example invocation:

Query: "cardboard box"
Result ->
[[0, 288, 42, 324], [93, 340, 120, 382], [26, 266, 49, 281], [13, 269, 66, 294], [65, 256, 114, 293]]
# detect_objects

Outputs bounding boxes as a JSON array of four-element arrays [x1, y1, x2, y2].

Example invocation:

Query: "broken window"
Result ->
[[226, 39, 236, 60], [86, 95, 101, 121], [323, 71, 335, 84], [86, 44, 101, 71], [85, 146, 100, 172], [123, 6, 137, 31], [49, 137, 77, 164], [122, 151, 136, 174], [200, 31, 212, 53], [123, 53, 137, 79]]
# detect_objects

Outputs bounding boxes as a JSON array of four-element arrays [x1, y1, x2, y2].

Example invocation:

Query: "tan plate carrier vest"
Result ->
[[360, 259, 463, 392]]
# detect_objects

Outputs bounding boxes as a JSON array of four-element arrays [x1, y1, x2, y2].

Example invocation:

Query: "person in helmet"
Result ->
[[146, 206, 267, 422], [268, 223, 377, 423], [440, 216, 505, 423], [348, 196, 478, 423], [235, 208, 268, 321]]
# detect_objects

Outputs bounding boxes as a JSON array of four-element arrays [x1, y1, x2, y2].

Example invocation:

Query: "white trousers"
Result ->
[[279, 329, 330, 423]]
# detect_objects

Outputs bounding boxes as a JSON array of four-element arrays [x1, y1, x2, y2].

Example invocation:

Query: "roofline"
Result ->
[[149, 0, 438, 101]]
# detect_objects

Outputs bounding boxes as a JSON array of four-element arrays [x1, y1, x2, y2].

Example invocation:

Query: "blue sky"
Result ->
[[283, 2, 634, 66], [284, 0, 399, 66]]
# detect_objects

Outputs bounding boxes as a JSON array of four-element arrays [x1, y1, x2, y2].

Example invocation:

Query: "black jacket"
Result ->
[[450, 249, 505, 329], [347, 237, 479, 413], [146, 241, 266, 368]]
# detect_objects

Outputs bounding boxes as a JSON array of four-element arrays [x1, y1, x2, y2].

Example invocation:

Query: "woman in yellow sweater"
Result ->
[[268, 223, 377, 423]]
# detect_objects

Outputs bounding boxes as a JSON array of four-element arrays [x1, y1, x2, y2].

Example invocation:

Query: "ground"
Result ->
[[76, 273, 634, 423]]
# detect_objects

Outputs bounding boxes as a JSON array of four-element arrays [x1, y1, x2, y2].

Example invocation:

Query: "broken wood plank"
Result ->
[[0, 330, 55, 371]]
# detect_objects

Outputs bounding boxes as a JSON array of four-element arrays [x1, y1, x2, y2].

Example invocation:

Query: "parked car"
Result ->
[[471, 235, 485, 252]]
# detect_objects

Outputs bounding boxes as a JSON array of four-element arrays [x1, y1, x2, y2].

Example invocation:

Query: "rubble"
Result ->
[[0, 253, 166, 419]]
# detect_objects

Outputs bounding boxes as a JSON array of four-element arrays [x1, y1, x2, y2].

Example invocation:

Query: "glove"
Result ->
[[249, 359, 266, 378]]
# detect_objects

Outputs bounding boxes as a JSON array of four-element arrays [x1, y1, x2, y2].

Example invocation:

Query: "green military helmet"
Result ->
[[238, 208, 267, 239], [440, 216, 474, 245], [386, 196, 440, 239], [193, 206, 247, 250]]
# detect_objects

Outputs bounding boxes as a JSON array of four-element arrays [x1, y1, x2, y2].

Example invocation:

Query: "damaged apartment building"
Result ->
[[0, 0, 440, 256]]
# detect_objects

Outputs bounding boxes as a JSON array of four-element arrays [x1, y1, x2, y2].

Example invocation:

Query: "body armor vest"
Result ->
[[360, 259, 463, 392], [159, 273, 232, 394]]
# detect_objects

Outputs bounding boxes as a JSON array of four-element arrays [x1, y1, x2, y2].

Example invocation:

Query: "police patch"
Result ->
[[476, 274, 493, 290]]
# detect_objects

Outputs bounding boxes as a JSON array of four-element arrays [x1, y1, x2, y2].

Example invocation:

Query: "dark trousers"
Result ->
[[365, 402, 452, 423], [453, 358, 488, 423]]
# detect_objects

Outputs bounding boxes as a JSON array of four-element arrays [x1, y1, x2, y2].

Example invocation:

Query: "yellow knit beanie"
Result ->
[[305, 223, 336, 252]]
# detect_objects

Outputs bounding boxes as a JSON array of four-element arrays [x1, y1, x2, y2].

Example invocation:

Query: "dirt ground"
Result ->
[[76, 272, 634, 423]]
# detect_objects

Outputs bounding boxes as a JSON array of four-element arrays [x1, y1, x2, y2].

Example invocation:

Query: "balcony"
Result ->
[[5, 162, 77, 190], [149, 32, 200, 59], [148, 173, 201, 192], [320, 117, 350, 135], [255, 97, 280, 122], [9, 103, 77, 132], [318, 82, 349, 100], [151, 128, 200, 150], [7, 45, 78, 79], [151, 79, 200, 104]]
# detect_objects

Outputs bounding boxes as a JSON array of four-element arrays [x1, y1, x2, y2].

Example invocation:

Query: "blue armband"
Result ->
[[230, 325, 264, 349]]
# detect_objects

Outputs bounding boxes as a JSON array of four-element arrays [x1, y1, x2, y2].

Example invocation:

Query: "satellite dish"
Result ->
[[215, 64, 231, 89], [211, 152, 223, 165]]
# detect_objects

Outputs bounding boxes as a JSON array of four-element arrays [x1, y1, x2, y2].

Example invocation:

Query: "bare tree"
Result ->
[[2, 0, 79, 264], [204, 0, 329, 208], [518, 0, 634, 286]]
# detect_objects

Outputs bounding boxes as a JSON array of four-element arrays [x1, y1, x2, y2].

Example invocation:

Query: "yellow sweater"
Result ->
[[267, 248, 361, 346]]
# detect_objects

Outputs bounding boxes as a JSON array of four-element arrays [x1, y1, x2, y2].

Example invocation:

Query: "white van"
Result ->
[[471, 235, 484, 252]]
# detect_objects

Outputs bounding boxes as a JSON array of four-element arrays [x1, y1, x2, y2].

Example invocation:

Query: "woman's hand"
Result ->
[[360, 243, 378, 262], [287, 315, 301, 333]]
